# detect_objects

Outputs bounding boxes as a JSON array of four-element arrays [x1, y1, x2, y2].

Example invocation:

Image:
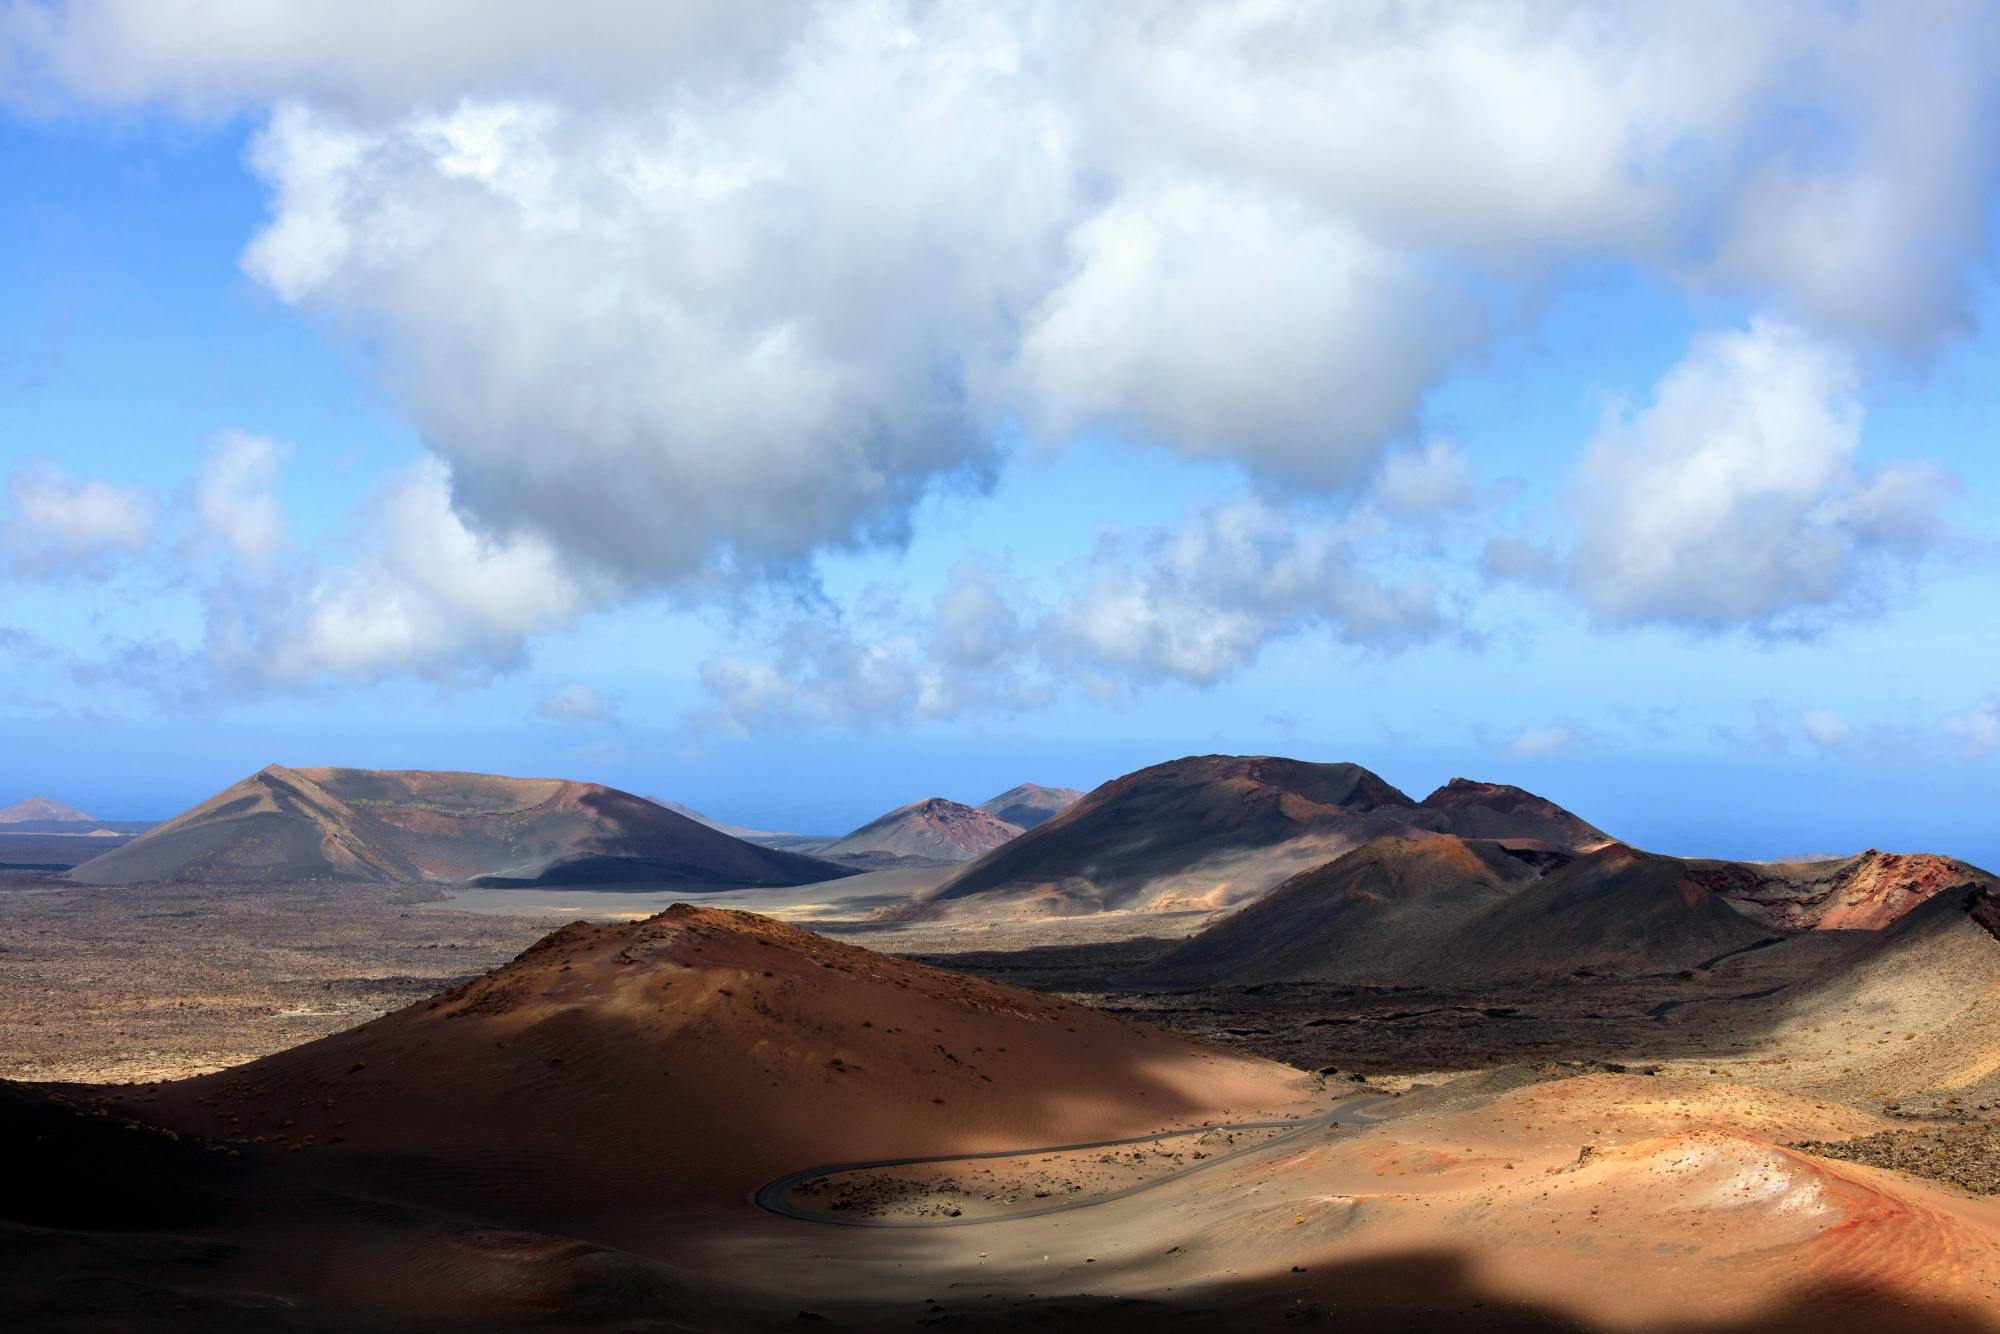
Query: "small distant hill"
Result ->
[[815, 797, 1023, 865], [67, 765, 854, 889], [976, 783, 1084, 830], [0, 797, 94, 824], [903, 755, 1610, 920], [1414, 777, 1610, 849]]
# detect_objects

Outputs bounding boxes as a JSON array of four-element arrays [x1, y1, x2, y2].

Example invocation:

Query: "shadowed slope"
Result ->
[[1462, 843, 1777, 978], [1133, 834, 1545, 986], [69, 766, 853, 889], [1140, 839, 1789, 987]]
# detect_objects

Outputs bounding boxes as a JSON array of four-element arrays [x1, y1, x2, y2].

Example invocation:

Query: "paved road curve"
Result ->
[[755, 1091, 1398, 1229]]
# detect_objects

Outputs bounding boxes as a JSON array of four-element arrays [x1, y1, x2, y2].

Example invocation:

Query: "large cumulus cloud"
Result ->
[[5, 0, 1996, 688], [1566, 320, 1952, 631]]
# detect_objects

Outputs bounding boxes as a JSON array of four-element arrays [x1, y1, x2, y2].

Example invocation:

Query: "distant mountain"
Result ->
[[0, 797, 94, 824], [815, 797, 1023, 865], [644, 797, 840, 854], [68, 765, 855, 889], [1134, 836, 1999, 989], [976, 783, 1085, 831], [903, 754, 1608, 920], [648, 798, 784, 841]]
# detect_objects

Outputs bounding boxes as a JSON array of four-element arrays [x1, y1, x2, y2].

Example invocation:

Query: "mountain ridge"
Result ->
[[68, 765, 854, 889], [903, 754, 1608, 920]]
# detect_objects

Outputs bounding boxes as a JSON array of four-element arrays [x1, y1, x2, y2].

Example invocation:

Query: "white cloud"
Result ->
[[2, 461, 156, 578], [1049, 499, 1441, 688], [1482, 535, 1559, 584], [1507, 725, 1577, 758], [7, 2, 1997, 683], [208, 455, 598, 685], [929, 558, 1024, 671], [1945, 698, 2000, 759], [694, 496, 1442, 731], [694, 562, 1047, 734], [193, 430, 287, 571], [1567, 319, 1950, 630], [535, 681, 608, 722], [13, 6, 1993, 502], [1373, 438, 1479, 517], [1799, 707, 1854, 750], [1702, 11, 1999, 347], [230, 42, 1056, 588], [1016, 180, 1471, 485], [0, 1, 787, 115]]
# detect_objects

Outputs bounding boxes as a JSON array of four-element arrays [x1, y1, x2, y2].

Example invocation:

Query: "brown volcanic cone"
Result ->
[[976, 783, 1084, 830], [910, 755, 1427, 918], [815, 796, 1023, 863], [1416, 777, 1611, 849], [128, 906, 1308, 1224], [0, 796, 94, 824], [69, 765, 851, 889]]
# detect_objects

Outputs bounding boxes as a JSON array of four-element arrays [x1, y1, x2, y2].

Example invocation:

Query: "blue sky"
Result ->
[[2, 3, 1997, 864]]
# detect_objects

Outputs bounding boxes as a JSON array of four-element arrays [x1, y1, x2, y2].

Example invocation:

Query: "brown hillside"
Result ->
[[124, 905, 1310, 1224]]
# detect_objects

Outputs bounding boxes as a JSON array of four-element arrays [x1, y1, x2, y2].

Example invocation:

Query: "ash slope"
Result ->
[[909, 755, 1607, 919], [814, 796, 1024, 864], [68, 765, 853, 889], [1761, 880, 2000, 1104]]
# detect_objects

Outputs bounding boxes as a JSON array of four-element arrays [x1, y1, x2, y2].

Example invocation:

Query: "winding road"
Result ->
[[755, 1091, 1398, 1229]]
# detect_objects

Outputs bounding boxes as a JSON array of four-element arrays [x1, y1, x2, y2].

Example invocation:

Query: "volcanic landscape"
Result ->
[[6, 755, 2000, 1331]]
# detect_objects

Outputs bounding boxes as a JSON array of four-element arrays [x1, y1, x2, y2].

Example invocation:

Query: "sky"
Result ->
[[1, 1, 1997, 863]]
